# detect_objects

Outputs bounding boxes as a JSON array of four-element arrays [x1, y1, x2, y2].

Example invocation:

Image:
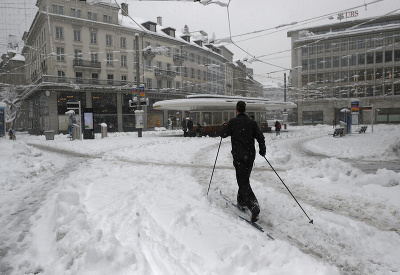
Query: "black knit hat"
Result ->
[[236, 101, 246, 113]]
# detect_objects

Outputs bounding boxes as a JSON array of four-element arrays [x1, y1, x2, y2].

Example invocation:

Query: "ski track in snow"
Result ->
[[192, 132, 400, 275], [267, 134, 400, 234], [2, 129, 399, 275], [0, 143, 80, 274]]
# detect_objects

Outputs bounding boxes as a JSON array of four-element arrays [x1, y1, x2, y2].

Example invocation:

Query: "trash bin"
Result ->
[[101, 123, 107, 138], [44, 130, 55, 140], [72, 124, 80, 140]]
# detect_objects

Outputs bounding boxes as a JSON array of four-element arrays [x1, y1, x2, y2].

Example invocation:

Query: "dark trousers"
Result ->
[[233, 159, 259, 212]]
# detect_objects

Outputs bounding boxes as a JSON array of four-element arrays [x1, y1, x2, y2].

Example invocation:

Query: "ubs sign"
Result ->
[[337, 10, 359, 21]]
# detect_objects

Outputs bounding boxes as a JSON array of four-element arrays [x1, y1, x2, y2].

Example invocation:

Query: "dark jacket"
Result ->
[[275, 121, 281, 131], [220, 113, 266, 161], [187, 120, 193, 131]]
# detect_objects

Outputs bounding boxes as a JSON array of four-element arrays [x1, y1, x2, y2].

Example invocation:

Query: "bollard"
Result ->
[[101, 123, 107, 138], [72, 124, 80, 140]]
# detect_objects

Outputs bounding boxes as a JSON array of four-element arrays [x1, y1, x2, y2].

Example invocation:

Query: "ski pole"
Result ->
[[207, 137, 223, 196], [263, 156, 314, 224]]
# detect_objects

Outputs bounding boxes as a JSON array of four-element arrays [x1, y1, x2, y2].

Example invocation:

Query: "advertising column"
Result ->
[[83, 107, 94, 139], [134, 85, 146, 130]]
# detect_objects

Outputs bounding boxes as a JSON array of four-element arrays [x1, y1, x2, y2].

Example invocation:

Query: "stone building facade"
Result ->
[[20, 0, 257, 134]]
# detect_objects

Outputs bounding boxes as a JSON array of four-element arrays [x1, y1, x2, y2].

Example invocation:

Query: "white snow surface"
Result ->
[[1, 124, 399, 275]]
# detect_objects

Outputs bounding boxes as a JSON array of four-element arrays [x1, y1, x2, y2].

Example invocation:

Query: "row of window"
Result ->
[[56, 47, 223, 83], [182, 51, 223, 68], [302, 67, 400, 85], [302, 50, 400, 71], [55, 27, 223, 70], [57, 70, 121, 83], [56, 69, 224, 94], [145, 41, 223, 68], [301, 83, 400, 99], [301, 33, 400, 56], [56, 27, 118, 47], [52, 4, 112, 23], [56, 47, 126, 66]]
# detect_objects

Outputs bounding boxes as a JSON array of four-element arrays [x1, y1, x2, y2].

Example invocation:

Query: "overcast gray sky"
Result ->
[[0, 0, 399, 84]]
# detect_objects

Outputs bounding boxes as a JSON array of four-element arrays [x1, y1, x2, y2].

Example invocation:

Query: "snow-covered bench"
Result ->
[[333, 127, 345, 137]]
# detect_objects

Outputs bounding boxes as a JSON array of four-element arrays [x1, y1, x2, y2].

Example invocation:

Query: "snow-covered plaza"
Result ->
[[1, 124, 399, 274]]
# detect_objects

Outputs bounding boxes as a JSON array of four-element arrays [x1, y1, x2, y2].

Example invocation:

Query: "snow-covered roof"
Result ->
[[118, 13, 223, 57], [86, 0, 118, 8], [262, 82, 281, 89], [295, 21, 400, 43], [10, 53, 25, 62]]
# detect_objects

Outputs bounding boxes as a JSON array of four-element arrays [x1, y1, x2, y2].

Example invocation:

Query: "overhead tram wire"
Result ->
[[228, 0, 385, 40], [2, 1, 199, 92], [224, 0, 291, 77], [7, 0, 395, 91], [3, 1, 350, 80], [114, 0, 258, 94], [219, 0, 387, 77], [232, 6, 400, 79], [114, 0, 166, 44], [215, 0, 386, 64], [288, 7, 400, 58]]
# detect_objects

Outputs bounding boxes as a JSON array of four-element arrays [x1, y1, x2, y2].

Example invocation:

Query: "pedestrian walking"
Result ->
[[8, 128, 16, 140], [187, 118, 194, 136], [275, 121, 281, 136], [220, 101, 266, 222], [181, 118, 188, 136]]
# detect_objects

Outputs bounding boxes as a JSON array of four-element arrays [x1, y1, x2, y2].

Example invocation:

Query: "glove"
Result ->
[[259, 147, 266, 157]]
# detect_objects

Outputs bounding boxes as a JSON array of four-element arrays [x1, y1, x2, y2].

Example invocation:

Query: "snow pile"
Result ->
[[1, 124, 399, 274]]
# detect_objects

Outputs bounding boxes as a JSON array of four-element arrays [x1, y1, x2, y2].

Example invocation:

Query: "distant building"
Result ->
[[0, 51, 25, 86], [0, 51, 28, 130], [263, 82, 284, 101], [232, 60, 263, 98], [288, 13, 400, 125]]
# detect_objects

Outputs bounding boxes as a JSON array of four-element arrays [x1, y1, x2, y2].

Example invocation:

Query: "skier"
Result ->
[[220, 101, 266, 222]]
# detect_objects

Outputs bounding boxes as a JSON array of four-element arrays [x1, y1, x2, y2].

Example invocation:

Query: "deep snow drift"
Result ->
[[1, 124, 399, 275]]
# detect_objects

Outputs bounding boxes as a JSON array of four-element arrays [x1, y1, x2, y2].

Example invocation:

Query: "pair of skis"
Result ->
[[220, 191, 274, 240]]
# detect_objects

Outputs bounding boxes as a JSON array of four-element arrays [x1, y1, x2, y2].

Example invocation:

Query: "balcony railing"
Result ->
[[40, 75, 135, 87], [155, 68, 176, 78], [73, 59, 101, 68], [143, 49, 156, 60], [173, 54, 184, 65]]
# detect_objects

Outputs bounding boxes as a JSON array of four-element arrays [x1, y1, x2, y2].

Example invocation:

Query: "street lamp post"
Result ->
[[284, 73, 287, 129], [135, 33, 142, 137]]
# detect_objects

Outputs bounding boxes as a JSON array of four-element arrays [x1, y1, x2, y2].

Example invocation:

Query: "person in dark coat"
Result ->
[[196, 122, 202, 137], [275, 120, 281, 136], [220, 101, 266, 222], [181, 119, 188, 137], [187, 118, 194, 136]]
